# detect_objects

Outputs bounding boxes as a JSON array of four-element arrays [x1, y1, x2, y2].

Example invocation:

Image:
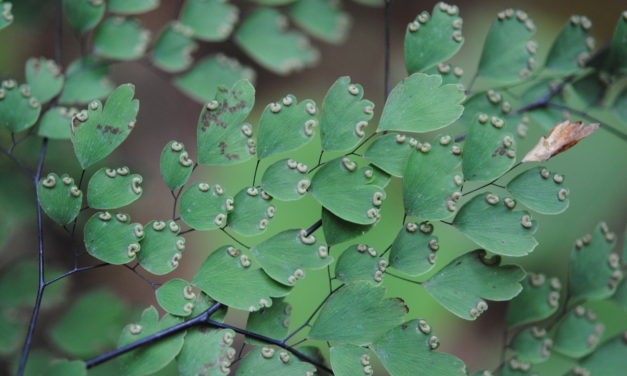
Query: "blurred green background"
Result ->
[[0, 0, 625, 375]]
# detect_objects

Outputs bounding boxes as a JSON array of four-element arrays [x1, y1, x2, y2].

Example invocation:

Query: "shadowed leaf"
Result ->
[[423, 250, 526, 320]]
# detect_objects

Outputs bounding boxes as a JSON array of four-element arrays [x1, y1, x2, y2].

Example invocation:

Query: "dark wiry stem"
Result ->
[[282, 285, 344, 344], [44, 263, 109, 286], [305, 220, 322, 237], [384, 270, 423, 285], [252, 159, 261, 186], [207, 318, 334, 375], [86, 302, 334, 374], [461, 162, 521, 197], [17, 138, 48, 376], [383, 0, 391, 99], [123, 264, 160, 290], [220, 227, 251, 249], [85, 303, 224, 368]]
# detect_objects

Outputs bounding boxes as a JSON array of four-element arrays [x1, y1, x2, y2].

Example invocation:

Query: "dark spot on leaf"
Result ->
[[491, 146, 506, 157], [200, 96, 247, 131], [219, 141, 240, 160], [96, 124, 120, 135]]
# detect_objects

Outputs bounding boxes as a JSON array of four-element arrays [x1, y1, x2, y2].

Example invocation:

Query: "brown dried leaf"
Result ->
[[522, 120, 599, 162]]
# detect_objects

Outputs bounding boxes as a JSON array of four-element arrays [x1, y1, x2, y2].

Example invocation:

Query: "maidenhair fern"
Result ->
[[0, 1, 626, 376]]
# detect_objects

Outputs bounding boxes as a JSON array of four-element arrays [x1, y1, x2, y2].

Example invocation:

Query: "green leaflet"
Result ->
[[404, 2, 464, 74], [137, 220, 185, 275], [289, 0, 350, 44], [93, 17, 150, 61], [251, 229, 333, 286], [160, 141, 193, 191], [83, 211, 144, 265], [389, 222, 439, 277], [553, 306, 604, 358], [256, 94, 318, 158], [330, 344, 373, 376], [235, 7, 319, 75], [499, 359, 537, 375], [457, 89, 522, 139], [87, 167, 143, 209], [453, 193, 538, 257], [423, 250, 526, 320], [614, 278, 627, 310], [235, 346, 316, 376], [47, 360, 86, 376], [377, 73, 465, 133], [58, 57, 114, 105], [62, 0, 105, 33], [603, 12, 627, 75], [477, 9, 537, 83], [0, 80, 41, 133], [335, 244, 387, 285], [319, 76, 374, 152], [509, 326, 553, 364], [245, 298, 291, 345], [151, 22, 197, 73], [179, 183, 231, 231], [569, 332, 627, 375], [109, 0, 160, 15], [366, 164, 391, 188], [196, 79, 256, 165], [309, 282, 407, 345], [506, 273, 562, 328], [310, 156, 386, 225], [25, 57, 64, 103], [569, 72, 606, 109], [155, 278, 197, 317], [37, 107, 75, 139], [50, 290, 129, 358], [364, 132, 413, 177], [569, 223, 621, 301], [371, 319, 468, 376], [260, 158, 310, 201], [174, 55, 255, 103], [70, 84, 139, 169], [321, 207, 373, 246], [192, 245, 291, 311], [117, 306, 185, 376], [425, 63, 465, 85], [176, 328, 235, 376], [227, 186, 275, 236], [507, 167, 570, 214], [462, 113, 517, 182], [403, 134, 463, 220], [38, 172, 82, 225], [545, 16, 595, 74], [0, 2, 13, 30], [179, 0, 238, 41]]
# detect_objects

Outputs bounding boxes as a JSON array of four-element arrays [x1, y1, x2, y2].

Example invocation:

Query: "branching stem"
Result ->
[[282, 285, 344, 344], [16, 138, 48, 376]]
